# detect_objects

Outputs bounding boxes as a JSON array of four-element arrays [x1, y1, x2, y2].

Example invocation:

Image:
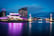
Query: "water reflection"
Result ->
[[8, 23, 23, 36], [29, 22, 32, 36], [0, 19, 54, 36], [50, 22, 52, 36]]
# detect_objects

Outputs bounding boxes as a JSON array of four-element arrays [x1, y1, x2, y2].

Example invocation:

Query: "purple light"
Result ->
[[8, 23, 23, 36], [21, 17, 27, 20], [1, 8, 6, 11], [0, 22, 8, 24], [0, 17, 8, 19], [10, 13, 21, 16]]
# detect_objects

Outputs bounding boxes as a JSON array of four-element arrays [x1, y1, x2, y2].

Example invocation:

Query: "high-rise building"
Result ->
[[18, 8, 27, 18], [1, 8, 6, 17]]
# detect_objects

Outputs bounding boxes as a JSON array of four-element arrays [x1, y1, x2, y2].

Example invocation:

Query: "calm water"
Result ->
[[0, 20, 54, 36]]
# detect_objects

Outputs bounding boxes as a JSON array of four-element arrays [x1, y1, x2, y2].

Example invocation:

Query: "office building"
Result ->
[[18, 8, 28, 18]]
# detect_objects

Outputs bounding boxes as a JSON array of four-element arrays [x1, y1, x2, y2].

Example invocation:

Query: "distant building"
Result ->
[[32, 17, 38, 21], [18, 8, 27, 18], [0, 12, 2, 17], [50, 12, 54, 20]]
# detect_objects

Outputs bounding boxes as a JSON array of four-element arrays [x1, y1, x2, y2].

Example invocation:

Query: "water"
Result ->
[[0, 20, 54, 36]]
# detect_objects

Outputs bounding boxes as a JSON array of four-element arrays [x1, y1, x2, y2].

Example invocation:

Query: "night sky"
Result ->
[[0, 0, 54, 17]]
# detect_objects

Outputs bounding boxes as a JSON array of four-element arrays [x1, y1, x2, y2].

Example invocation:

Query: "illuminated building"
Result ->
[[18, 8, 27, 18], [50, 13, 52, 22], [28, 13, 32, 22], [7, 13, 23, 21], [1, 8, 6, 17], [0, 17, 8, 21], [33, 17, 38, 21], [45, 18, 50, 21]]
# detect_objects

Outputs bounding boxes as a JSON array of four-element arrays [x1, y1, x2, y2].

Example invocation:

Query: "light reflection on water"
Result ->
[[28, 22, 32, 36], [50, 22, 52, 36], [8, 23, 23, 36], [0, 20, 54, 36]]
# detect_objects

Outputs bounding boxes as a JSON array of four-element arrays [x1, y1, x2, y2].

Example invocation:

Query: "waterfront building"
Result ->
[[7, 13, 23, 21]]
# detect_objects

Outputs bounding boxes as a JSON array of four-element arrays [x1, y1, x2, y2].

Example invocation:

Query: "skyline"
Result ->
[[0, 0, 54, 18]]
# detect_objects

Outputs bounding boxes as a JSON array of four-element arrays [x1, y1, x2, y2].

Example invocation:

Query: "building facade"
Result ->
[[0, 8, 6, 17], [1, 11, 6, 17], [18, 8, 28, 18], [1, 8, 6, 17]]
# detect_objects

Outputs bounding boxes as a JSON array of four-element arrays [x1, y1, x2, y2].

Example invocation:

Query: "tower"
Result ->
[[1, 8, 6, 17], [50, 13, 52, 24], [28, 13, 32, 22]]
